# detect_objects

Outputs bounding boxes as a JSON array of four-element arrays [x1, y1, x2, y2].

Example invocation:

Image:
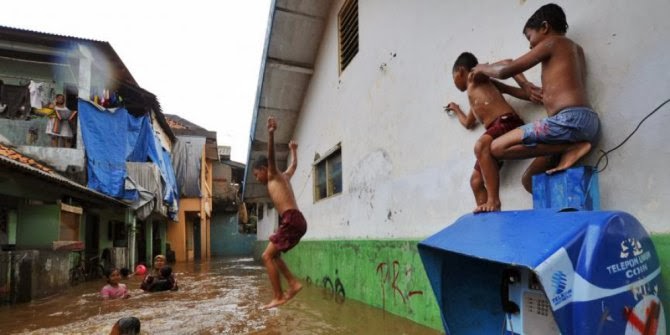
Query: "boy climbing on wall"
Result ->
[[252, 116, 307, 309], [473, 3, 600, 207], [445, 52, 541, 212]]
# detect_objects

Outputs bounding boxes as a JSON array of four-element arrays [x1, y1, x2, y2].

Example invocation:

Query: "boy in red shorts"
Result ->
[[253, 116, 307, 309], [445, 52, 541, 212]]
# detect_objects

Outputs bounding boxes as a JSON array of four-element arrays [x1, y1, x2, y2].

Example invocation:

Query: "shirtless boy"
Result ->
[[473, 3, 600, 196], [446, 52, 540, 212], [253, 116, 306, 309]]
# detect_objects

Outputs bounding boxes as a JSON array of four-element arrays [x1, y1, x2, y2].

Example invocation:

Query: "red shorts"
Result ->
[[474, 113, 524, 172], [269, 209, 307, 252]]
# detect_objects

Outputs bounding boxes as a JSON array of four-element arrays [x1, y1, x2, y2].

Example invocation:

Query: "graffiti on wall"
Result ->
[[305, 269, 346, 304], [376, 260, 423, 311]]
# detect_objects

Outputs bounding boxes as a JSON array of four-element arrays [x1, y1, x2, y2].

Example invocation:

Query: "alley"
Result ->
[[0, 257, 442, 335]]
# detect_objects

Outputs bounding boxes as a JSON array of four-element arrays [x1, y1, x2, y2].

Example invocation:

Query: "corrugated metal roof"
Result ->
[[0, 24, 107, 43], [164, 114, 219, 160], [0, 24, 137, 85], [243, 0, 335, 202]]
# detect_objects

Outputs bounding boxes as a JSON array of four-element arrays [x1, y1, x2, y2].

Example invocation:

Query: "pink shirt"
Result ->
[[100, 283, 129, 299]]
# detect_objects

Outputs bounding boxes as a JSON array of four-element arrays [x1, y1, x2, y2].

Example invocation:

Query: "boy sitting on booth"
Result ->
[[473, 3, 600, 206]]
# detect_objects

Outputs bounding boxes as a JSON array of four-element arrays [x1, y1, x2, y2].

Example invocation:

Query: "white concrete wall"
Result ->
[[276, 0, 670, 240], [257, 205, 278, 240]]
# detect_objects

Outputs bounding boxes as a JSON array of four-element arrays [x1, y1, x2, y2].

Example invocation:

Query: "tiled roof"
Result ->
[[166, 117, 188, 129], [0, 143, 127, 207], [0, 143, 54, 174]]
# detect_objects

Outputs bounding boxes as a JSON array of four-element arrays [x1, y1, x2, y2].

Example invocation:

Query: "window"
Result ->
[[59, 203, 82, 241], [314, 146, 342, 201], [59, 211, 81, 241], [110, 220, 128, 247], [338, 0, 359, 72]]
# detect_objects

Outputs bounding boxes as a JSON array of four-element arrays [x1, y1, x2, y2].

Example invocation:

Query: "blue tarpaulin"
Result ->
[[78, 100, 179, 216]]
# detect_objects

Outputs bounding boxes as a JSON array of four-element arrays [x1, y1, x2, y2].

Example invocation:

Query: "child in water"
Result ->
[[109, 316, 141, 335], [141, 255, 178, 292], [148, 266, 176, 292], [100, 268, 130, 299]]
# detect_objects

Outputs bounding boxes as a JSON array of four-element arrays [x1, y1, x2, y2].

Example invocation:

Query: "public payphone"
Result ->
[[418, 209, 666, 335], [502, 267, 560, 335]]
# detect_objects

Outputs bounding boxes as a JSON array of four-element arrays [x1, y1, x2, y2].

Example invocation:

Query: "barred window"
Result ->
[[338, 0, 359, 73]]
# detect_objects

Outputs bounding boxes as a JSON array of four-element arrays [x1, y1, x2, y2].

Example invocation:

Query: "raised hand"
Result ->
[[289, 140, 298, 150], [267, 116, 277, 133]]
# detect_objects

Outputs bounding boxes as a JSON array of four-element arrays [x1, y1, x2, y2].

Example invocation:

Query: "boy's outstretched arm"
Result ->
[[492, 77, 542, 104], [445, 102, 477, 129], [473, 41, 553, 79], [267, 116, 279, 178], [489, 61, 543, 104], [511, 70, 543, 104], [284, 140, 298, 179]]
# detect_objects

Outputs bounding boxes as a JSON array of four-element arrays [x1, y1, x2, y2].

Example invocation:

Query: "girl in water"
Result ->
[[100, 268, 130, 299]]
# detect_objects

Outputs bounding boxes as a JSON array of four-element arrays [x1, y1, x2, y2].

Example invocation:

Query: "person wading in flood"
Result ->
[[252, 116, 307, 309]]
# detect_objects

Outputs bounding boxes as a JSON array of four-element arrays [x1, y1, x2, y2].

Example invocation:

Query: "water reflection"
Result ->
[[0, 257, 442, 335]]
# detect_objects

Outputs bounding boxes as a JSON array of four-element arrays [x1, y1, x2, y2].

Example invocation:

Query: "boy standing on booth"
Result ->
[[473, 3, 600, 203], [446, 52, 540, 212]]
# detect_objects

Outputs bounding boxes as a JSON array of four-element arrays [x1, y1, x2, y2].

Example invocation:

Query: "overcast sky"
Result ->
[[0, 1, 272, 163]]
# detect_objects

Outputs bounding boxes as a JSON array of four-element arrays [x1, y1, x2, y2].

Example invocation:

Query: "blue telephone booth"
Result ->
[[418, 209, 665, 335]]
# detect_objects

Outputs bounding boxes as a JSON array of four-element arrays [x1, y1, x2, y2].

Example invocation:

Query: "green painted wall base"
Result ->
[[254, 240, 442, 331], [252, 233, 670, 333], [651, 233, 670, 332]]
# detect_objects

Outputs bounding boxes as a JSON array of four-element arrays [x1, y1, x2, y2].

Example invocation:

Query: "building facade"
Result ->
[[165, 115, 218, 262], [211, 146, 254, 257], [244, 0, 670, 330], [0, 26, 179, 301]]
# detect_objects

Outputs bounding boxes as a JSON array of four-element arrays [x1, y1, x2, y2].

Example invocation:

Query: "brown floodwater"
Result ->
[[0, 257, 443, 335]]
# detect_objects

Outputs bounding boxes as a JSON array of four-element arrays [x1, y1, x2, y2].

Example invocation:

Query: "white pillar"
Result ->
[[77, 44, 92, 100], [127, 209, 136, 270]]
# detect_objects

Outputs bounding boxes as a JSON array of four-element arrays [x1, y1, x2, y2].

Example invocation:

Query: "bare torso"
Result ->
[[267, 173, 298, 215], [540, 36, 590, 116], [467, 76, 517, 127]]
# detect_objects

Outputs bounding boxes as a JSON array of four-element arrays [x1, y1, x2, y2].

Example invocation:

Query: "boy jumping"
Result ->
[[473, 3, 600, 198], [446, 52, 540, 212], [252, 116, 307, 309]]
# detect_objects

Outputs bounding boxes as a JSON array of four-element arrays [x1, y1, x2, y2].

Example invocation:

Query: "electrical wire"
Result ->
[[580, 98, 669, 208], [594, 98, 670, 173]]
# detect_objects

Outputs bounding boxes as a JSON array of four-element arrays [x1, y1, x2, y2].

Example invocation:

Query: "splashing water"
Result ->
[[0, 257, 441, 335]]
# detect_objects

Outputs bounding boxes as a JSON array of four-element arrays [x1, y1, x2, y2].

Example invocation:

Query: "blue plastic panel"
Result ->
[[532, 166, 600, 211], [419, 210, 665, 335]]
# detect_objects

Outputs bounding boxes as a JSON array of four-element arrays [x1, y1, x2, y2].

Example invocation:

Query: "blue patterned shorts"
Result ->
[[521, 107, 600, 146]]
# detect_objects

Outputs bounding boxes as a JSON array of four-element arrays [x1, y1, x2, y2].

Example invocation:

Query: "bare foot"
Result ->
[[474, 200, 501, 213], [546, 142, 592, 174], [284, 282, 303, 301], [261, 298, 287, 310]]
